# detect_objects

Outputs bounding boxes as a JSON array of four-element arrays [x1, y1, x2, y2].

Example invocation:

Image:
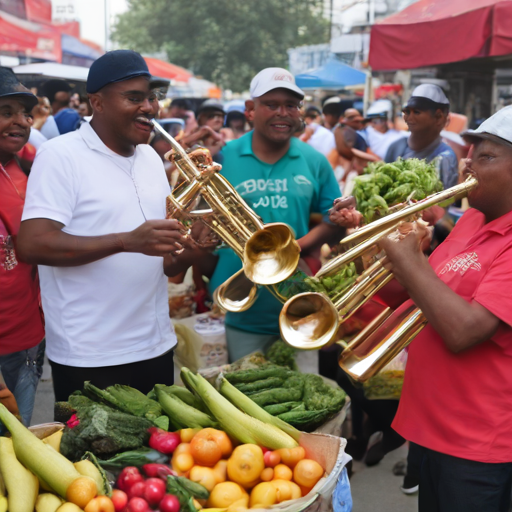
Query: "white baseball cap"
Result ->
[[366, 99, 393, 120], [250, 68, 304, 99], [463, 105, 512, 147], [406, 84, 450, 109]]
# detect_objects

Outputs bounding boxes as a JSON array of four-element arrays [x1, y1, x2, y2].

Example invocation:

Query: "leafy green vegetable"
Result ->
[[97, 447, 168, 469], [263, 402, 303, 415], [265, 340, 298, 371], [277, 409, 331, 431], [353, 158, 443, 222], [225, 365, 293, 384], [304, 262, 358, 298], [167, 475, 207, 512], [60, 395, 153, 461], [302, 374, 346, 414], [83, 382, 167, 428]]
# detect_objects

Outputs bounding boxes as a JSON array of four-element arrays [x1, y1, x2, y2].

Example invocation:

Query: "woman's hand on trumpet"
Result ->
[[378, 220, 433, 287], [329, 196, 364, 229]]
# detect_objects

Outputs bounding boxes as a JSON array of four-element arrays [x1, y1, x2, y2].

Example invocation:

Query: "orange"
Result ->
[[84, 496, 115, 512], [213, 459, 228, 483], [193, 428, 233, 458], [190, 435, 223, 467], [227, 444, 264, 488], [174, 442, 192, 455], [273, 464, 292, 481], [66, 476, 97, 509], [172, 452, 195, 473], [278, 447, 305, 469], [207, 482, 247, 508], [260, 467, 274, 482], [189, 466, 217, 492], [180, 428, 201, 443], [289, 481, 302, 500], [270, 479, 293, 503], [293, 459, 324, 488], [249, 482, 277, 508]]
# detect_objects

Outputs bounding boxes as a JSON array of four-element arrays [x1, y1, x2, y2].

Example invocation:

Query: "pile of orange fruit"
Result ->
[[173, 428, 325, 510]]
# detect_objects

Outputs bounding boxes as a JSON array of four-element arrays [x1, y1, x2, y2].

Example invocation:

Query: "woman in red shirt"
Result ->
[[0, 68, 45, 426]]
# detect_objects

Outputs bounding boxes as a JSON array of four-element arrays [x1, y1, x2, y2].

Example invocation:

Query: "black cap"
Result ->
[[197, 99, 225, 116], [0, 68, 38, 110], [87, 50, 169, 94]]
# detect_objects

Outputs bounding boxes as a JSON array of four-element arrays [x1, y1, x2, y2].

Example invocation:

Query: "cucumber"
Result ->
[[263, 402, 303, 415], [234, 377, 284, 394]]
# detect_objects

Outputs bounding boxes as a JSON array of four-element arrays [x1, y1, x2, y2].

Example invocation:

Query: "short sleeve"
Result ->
[[22, 143, 77, 226], [474, 244, 512, 348], [313, 156, 341, 221]]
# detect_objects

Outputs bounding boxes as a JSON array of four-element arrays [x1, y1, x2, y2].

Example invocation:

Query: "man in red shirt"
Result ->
[[0, 68, 45, 425], [379, 106, 512, 511]]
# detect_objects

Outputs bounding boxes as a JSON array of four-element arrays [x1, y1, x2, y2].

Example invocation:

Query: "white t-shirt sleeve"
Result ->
[[22, 143, 77, 226]]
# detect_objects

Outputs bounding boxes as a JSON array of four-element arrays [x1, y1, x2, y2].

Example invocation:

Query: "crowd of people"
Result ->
[[2, 48, 512, 512]]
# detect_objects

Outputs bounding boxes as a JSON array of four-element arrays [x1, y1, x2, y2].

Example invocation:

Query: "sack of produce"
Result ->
[[363, 350, 407, 400]]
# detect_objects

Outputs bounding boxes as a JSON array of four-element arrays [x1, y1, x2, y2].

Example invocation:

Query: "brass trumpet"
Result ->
[[152, 120, 300, 286], [279, 177, 478, 381]]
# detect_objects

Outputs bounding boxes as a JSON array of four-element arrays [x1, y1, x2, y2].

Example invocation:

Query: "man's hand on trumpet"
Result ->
[[378, 220, 433, 287], [329, 196, 364, 229]]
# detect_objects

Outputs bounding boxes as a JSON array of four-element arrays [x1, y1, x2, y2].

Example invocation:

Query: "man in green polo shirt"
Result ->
[[207, 68, 342, 361]]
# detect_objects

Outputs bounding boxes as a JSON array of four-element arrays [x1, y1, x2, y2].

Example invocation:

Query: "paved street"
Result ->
[[32, 353, 418, 511]]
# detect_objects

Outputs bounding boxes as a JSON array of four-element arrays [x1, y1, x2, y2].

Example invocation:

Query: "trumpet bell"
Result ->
[[214, 269, 259, 313], [280, 292, 339, 349], [244, 223, 301, 285]]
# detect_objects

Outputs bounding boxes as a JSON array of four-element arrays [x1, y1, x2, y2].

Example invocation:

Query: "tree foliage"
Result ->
[[112, 0, 328, 92]]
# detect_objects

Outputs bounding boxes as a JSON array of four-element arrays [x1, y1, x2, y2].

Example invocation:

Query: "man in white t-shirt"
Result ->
[[17, 50, 203, 402], [301, 106, 336, 157], [364, 99, 407, 160]]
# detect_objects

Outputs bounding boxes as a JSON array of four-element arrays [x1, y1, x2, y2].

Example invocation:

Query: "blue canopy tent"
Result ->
[[295, 59, 366, 90]]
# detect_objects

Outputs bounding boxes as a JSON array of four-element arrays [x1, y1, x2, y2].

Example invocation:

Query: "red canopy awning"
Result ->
[[144, 57, 192, 83], [369, 0, 512, 71], [0, 9, 61, 61]]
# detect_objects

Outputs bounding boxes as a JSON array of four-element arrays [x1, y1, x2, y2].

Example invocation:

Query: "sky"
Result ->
[[75, 0, 127, 48]]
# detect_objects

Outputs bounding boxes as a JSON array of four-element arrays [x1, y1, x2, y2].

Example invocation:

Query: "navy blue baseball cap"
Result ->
[[87, 50, 169, 94]]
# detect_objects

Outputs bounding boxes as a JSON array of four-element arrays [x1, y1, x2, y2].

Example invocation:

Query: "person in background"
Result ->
[[385, 84, 458, 190], [200, 68, 343, 362], [300, 106, 338, 169], [223, 110, 247, 141], [78, 96, 93, 119], [39, 79, 80, 139], [0, 68, 45, 426], [194, 99, 226, 162], [167, 98, 190, 120], [364, 99, 407, 159], [17, 50, 209, 402], [322, 96, 344, 130]]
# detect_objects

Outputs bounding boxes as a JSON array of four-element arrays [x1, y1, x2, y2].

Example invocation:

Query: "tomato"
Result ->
[[110, 490, 128, 512], [126, 497, 149, 512], [159, 495, 180, 512], [293, 459, 324, 488], [278, 447, 306, 469], [172, 453, 195, 474], [190, 435, 222, 467], [180, 428, 200, 443], [189, 466, 217, 492], [263, 451, 281, 468], [143, 478, 166, 507], [117, 467, 144, 492], [274, 464, 293, 481], [127, 481, 146, 499], [260, 467, 274, 482], [84, 496, 115, 512]]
